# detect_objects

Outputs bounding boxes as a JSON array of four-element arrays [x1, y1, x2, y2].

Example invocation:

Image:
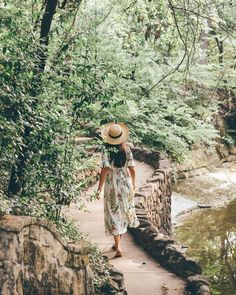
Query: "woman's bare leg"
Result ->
[[113, 234, 123, 257], [112, 234, 122, 250], [114, 234, 121, 250]]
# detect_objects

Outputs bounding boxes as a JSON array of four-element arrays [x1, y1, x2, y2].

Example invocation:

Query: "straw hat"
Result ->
[[101, 122, 129, 145]]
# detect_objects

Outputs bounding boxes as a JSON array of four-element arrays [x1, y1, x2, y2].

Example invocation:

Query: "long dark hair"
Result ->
[[105, 143, 127, 168]]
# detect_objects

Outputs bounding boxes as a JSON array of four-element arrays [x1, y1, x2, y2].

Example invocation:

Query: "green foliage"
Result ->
[[0, 1, 235, 294], [0, 0, 234, 234], [0, 195, 12, 216], [66, 0, 235, 160], [1, 0, 234, 198], [0, 0, 235, 206], [89, 244, 117, 294]]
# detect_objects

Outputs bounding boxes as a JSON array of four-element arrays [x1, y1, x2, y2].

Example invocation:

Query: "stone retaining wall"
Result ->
[[130, 147, 211, 295], [132, 147, 172, 236], [0, 214, 94, 295]]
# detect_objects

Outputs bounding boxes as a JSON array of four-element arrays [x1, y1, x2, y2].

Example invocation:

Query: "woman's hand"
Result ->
[[97, 167, 109, 197], [96, 189, 102, 200]]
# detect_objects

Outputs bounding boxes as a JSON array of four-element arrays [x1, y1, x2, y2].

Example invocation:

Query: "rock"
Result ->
[[109, 267, 126, 293], [215, 144, 229, 159], [164, 243, 185, 259], [220, 161, 233, 168], [143, 226, 158, 236], [135, 203, 143, 209], [139, 184, 155, 194], [132, 147, 160, 168], [138, 219, 153, 228], [161, 283, 169, 295], [147, 174, 164, 182], [183, 258, 202, 277], [110, 267, 124, 280], [136, 214, 149, 220], [153, 236, 175, 250], [176, 145, 220, 173], [159, 159, 171, 169], [226, 154, 236, 162], [229, 145, 236, 155], [0, 215, 95, 295], [197, 285, 211, 295], [187, 274, 210, 294], [158, 245, 202, 278], [186, 168, 209, 178]]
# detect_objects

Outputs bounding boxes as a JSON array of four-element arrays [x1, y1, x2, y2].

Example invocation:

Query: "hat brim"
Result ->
[[100, 122, 129, 145]]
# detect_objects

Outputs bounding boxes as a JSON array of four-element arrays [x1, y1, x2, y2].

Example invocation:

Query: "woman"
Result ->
[[97, 122, 140, 258]]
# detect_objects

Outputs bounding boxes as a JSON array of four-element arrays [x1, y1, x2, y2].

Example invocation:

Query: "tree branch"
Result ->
[[137, 0, 189, 99], [171, 4, 236, 39], [95, 0, 119, 27]]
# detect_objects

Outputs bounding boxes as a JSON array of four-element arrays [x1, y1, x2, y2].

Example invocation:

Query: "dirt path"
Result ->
[[64, 161, 186, 295]]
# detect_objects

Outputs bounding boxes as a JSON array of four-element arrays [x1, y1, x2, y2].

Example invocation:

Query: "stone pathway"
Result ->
[[65, 160, 186, 295]]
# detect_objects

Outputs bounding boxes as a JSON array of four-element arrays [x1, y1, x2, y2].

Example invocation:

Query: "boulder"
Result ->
[[187, 274, 210, 295], [0, 215, 95, 295]]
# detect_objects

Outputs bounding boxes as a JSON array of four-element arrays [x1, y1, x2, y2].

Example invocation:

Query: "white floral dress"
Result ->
[[100, 147, 140, 236]]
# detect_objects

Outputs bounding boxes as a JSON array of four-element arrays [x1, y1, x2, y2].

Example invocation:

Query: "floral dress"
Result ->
[[100, 147, 140, 236]]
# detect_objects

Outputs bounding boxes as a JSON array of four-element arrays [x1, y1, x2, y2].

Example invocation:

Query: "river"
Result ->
[[172, 164, 236, 295]]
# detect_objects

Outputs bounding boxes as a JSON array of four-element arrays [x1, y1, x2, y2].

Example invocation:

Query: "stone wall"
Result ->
[[0, 215, 94, 295], [130, 147, 210, 295], [132, 147, 172, 236]]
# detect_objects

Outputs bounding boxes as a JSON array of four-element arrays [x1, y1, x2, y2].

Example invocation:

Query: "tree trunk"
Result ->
[[199, 28, 208, 64], [38, 0, 58, 72], [7, 0, 58, 197], [215, 37, 224, 65], [199, 19, 211, 65]]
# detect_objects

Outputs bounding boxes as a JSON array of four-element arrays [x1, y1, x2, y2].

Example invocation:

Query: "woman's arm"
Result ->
[[97, 167, 109, 192], [128, 166, 136, 191]]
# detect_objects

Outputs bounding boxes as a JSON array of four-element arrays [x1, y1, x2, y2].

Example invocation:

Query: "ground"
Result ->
[[64, 160, 186, 295]]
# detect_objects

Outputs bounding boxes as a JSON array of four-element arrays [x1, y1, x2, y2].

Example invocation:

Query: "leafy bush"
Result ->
[[2, 0, 234, 208]]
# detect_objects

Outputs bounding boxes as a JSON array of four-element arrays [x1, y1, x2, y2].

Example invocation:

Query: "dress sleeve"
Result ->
[[127, 147, 135, 167], [100, 150, 111, 168]]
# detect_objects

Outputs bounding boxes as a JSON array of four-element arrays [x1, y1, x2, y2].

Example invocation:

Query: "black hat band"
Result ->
[[108, 130, 123, 139]]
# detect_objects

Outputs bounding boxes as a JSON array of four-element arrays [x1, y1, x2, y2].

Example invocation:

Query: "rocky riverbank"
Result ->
[[172, 162, 236, 225], [171, 143, 236, 222], [171, 146, 236, 295]]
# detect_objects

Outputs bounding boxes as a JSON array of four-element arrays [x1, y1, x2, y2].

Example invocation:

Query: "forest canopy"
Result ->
[[0, 0, 235, 213], [0, 1, 235, 293]]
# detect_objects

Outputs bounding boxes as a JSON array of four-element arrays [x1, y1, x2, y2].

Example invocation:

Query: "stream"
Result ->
[[172, 164, 236, 295]]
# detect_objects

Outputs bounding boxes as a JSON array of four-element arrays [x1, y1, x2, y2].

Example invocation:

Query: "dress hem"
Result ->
[[105, 229, 128, 236], [105, 222, 140, 236]]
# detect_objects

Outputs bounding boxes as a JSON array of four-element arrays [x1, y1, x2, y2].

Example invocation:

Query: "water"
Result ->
[[174, 198, 236, 295], [173, 166, 236, 207], [171, 192, 197, 223]]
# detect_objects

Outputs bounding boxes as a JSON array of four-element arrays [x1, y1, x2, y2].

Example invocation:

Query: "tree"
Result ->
[[0, 0, 235, 210], [7, 0, 59, 197]]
